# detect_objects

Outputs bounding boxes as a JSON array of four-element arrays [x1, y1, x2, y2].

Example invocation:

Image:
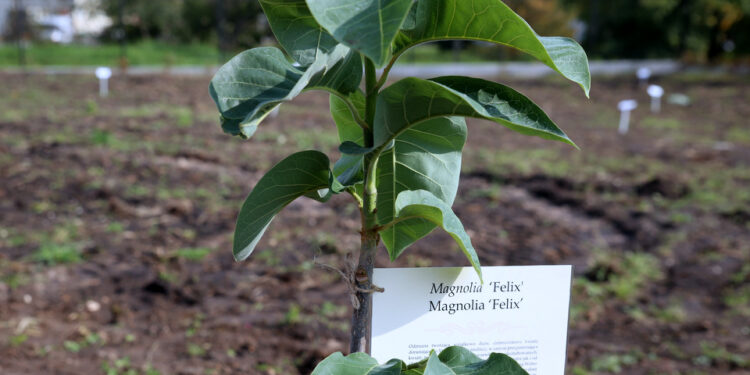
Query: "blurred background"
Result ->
[[1, 0, 749, 66], [0, 1, 749, 375]]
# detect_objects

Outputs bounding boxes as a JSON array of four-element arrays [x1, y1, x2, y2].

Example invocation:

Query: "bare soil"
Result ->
[[0, 72, 748, 374]]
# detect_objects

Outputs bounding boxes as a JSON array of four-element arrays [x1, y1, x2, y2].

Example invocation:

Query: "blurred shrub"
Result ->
[[99, 0, 270, 50], [563, 0, 750, 60]]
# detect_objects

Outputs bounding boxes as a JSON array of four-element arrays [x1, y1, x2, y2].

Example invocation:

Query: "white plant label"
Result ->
[[636, 67, 651, 83], [371, 265, 572, 375], [95, 67, 112, 97], [647, 85, 664, 113], [617, 99, 638, 134]]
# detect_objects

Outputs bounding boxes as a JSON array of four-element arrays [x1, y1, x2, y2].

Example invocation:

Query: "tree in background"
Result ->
[[100, 0, 269, 50], [505, 0, 575, 37], [564, 0, 749, 60]]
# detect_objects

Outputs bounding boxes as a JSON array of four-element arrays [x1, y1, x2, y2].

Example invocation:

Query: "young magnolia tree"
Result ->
[[209, 0, 590, 373]]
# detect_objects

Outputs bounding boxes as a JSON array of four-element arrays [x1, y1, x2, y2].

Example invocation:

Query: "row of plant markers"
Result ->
[[617, 67, 682, 135]]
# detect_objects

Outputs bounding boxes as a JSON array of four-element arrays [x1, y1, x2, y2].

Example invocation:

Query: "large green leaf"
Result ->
[[307, 0, 414, 66], [375, 117, 467, 259], [209, 45, 361, 138], [330, 92, 366, 188], [435, 346, 482, 368], [391, 190, 481, 279], [312, 352, 405, 375], [259, 0, 337, 65], [312, 346, 529, 375], [331, 91, 366, 144], [233, 151, 334, 261], [393, 0, 590, 96], [373, 76, 576, 149]]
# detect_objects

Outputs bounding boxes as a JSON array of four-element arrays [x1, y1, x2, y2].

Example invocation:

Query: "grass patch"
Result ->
[[9, 333, 29, 347], [0, 40, 221, 67], [287, 128, 339, 151], [468, 147, 669, 181], [641, 116, 682, 130], [571, 251, 663, 323], [723, 284, 750, 317], [283, 303, 302, 325], [590, 352, 640, 373], [727, 126, 750, 144], [172, 107, 194, 128], [694, 341, 749, 368], [397, 42, 494, 64], [672, 164, 750, 212], [32, 243, 81, 265], [186, 343, 208, 357], [175, 247, 212, 261]]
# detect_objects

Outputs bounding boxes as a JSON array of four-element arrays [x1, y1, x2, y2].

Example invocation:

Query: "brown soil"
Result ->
[[0, 72, 748, 374]]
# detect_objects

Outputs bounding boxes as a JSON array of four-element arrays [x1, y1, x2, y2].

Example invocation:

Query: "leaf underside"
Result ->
[[232, 151, 334, 261], [259, 0, 338, 65], [307, 0, 415, 67], [393, 190, 482, 280], [209, 45, 361, 139]]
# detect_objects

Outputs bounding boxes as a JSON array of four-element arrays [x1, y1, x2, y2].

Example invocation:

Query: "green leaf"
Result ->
[[311, 352, 405, 375], [311, 346, 529, 375], [453, 353, 530, 374], [333, 153, 364, 189], [330, 92, 366, 188], [340, 141, 375, 155], [307, 0, 414, 66], [233, 151, 334, 261], [423, 352, 454, 375], [391, 190, 481, 280], [259, 0, 337, 65], [331, 91, 366, 144], [374, 77, 576, 149], [392, 0, 590, 96], [436, 346, 481, 367], [375, 117, 467, 259], [209, 45, 361, 138]]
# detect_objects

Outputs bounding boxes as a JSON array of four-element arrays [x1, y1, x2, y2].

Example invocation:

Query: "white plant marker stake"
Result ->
[[636, 67, 651, 87], [95, 67, 112, 97], [647, 84, 664, 113], [617, 99, 638, 135]]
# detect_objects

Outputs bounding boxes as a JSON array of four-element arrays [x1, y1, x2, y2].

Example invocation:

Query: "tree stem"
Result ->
[[349, 57, 380, 354], [349, 226, 378, 353]]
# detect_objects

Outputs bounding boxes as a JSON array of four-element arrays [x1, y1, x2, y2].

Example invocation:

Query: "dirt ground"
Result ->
[[0, 71, 749, 375]]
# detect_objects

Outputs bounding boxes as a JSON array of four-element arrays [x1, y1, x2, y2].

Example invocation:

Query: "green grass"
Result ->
[[397, 43, 497, 64], [695, 341, 749, 368], [727, 126, 750, 144], [32, 243, 82, 265], [571, 251, 663, 323], [590, 352, 640, 373], [641, 116, 683, 130], [283, 303, 302, 325], [175, 247, 212, 261], [724, 284, 750, 317], [186, 343, 208, 357], [0, 40, 222, 67], [9, 334, 29, 347]]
